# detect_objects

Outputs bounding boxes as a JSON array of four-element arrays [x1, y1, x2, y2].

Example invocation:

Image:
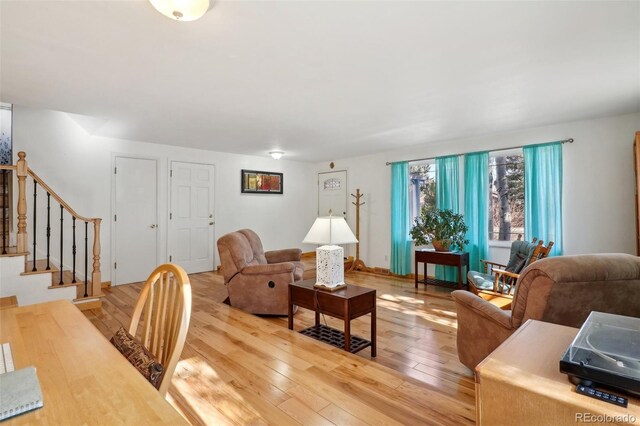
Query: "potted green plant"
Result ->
[[410, 208, 469, 252]]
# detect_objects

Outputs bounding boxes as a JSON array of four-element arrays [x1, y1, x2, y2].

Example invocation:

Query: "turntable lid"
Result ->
[[567, 311, 640, 380]]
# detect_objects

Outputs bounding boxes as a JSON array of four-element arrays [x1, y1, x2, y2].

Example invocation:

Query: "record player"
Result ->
[[560, 311, 640, 398]]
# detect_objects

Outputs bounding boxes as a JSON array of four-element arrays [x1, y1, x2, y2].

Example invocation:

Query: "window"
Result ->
[[489, 149, 525, 241], [0, 103, 12, 165], [409, 161, 436, 224]]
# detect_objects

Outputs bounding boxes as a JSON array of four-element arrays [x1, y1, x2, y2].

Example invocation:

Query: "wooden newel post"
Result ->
[[16, 152, 28, 253], [91, 218, 102, 296]]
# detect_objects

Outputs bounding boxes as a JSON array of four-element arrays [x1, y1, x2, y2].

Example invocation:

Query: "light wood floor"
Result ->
[[85, 269, 475, 425]]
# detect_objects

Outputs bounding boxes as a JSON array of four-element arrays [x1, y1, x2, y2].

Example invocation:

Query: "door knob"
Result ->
[[209, 221, 214, 225], [150, 224, 157, 229]]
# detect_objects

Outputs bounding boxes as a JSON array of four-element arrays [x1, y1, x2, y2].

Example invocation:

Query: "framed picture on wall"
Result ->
[[241, 169, 283, 194]]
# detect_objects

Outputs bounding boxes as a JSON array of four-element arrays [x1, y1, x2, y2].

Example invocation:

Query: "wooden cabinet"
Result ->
[[476, 320, 639, 426]]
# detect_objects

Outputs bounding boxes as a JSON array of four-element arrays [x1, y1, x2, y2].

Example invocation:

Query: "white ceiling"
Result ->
[[1, 1, 639, 162]]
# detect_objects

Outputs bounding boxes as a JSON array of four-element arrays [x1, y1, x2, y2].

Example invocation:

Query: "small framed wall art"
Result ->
[[241, 169, 283, 194]]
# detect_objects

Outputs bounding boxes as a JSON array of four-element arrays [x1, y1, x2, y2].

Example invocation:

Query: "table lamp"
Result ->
[[303, 214, 358, 291]]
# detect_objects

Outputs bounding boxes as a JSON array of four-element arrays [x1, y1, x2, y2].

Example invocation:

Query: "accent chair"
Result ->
[[467, 237, 553, 296], [453, 253, 640, 370]]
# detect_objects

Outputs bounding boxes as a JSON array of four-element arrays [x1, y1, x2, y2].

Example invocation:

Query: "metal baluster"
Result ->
[[32, 180, 37, 271], [2, 171, 6, 255], [84, 221, 88, 298], [72, 216, 76, 283], [59, 204, 63, 285], [46, 193, 51, 270]]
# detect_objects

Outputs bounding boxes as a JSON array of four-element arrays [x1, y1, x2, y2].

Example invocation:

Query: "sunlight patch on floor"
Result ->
[[430, 307, 457, 319], [377, 299, 458, 328], [171, 357, 261, 425], [379, 293, 426, 305]]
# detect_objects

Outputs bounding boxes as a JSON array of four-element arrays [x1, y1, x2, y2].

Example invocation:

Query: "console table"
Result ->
[[288, 279, 376, 357], [414, 249, 469, 289], [476, 320, 640, 425]]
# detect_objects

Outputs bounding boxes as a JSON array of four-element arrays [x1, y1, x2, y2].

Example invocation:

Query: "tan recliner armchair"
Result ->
[[217, 229, 304, 315], [452, 253, 640, 370]]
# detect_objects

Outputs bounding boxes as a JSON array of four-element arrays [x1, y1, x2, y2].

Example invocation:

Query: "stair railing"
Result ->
[[0, 166, 15, 255], [2, 152, 102, 298]]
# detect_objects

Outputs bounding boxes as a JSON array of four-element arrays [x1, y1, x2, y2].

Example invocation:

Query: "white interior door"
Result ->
[[113, 156, 158, 285], [318, 170, 347, 218], [169, 161, 215, 274]]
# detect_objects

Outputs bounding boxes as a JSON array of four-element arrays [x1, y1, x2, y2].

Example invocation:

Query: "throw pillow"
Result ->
[[503, 252, 527, 286], [509, 253, 528, 274], [504, 240, 529, 271], [110, 327, 164, 389], [523, 242, 540, 269]]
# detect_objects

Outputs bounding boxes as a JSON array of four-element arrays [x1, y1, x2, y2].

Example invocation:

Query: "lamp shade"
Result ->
[[149, 0, 210, 21], [303, 216, 358, 245]]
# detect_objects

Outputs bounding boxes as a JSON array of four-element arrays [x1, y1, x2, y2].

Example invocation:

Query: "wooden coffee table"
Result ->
[[288, 279, 376, 357]]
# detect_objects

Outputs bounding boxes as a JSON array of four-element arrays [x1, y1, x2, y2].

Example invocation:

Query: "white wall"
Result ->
[[13, 106, 317, 282], [319, 112, 640, 272], [11, 106, 639, 282]]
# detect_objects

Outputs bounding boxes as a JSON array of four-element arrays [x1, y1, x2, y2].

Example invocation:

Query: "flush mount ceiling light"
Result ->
[[149, 0, 210, 21], [269, 151, 284, 160]]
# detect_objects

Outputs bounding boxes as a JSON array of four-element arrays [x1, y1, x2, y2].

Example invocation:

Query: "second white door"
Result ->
[[169, 161, 215, 274]]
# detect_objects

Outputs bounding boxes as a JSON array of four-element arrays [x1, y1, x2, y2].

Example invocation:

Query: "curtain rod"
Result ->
[[385, 138, 574, 166]]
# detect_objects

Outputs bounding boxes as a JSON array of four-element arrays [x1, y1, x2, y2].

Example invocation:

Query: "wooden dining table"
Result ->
[[0, 300, 187, 425]]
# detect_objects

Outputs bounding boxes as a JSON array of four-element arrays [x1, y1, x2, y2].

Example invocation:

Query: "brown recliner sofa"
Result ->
[[452, 253, 640, 370], [217, 229, 304, 315]]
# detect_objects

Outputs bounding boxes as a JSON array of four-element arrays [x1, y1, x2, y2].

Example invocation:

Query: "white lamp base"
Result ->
[[315, 245, 345, 289]]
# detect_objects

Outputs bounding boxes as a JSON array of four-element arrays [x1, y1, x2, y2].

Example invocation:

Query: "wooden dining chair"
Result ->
[[128, 263, 192, 397]]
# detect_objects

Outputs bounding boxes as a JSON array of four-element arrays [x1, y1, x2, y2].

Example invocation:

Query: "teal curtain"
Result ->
[[464, 152, 489, 273], [435, 155, 460, 281], [524, 142, 563, 256], [390, 162, 411, 275]]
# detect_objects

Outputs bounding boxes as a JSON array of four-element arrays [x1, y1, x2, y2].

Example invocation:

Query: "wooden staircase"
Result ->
[[23, 259, 102, 305], [0, 152, 103, 310]]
